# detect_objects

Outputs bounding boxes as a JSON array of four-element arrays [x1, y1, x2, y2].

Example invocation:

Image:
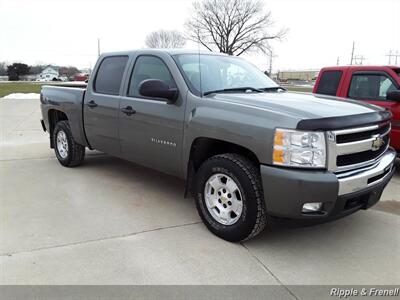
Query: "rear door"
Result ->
[[84, 55, 129, 156], [118, 54, 186, 176]]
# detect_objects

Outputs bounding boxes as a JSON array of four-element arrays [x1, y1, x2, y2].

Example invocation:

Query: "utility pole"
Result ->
[[337, 57, 340, 66], [268, 49, 277, 76], [386, 50, 392, 65], [354, 55, 365, 65], [350, 41, 355, 65], [388, 50, 400, 65], [97, 38, 101, 57]]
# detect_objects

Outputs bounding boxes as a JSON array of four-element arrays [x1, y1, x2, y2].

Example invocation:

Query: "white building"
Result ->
[[38, 67, 59, 81]]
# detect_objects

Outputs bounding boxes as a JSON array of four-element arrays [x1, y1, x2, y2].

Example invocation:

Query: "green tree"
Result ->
[[7, 63, 30, 81]]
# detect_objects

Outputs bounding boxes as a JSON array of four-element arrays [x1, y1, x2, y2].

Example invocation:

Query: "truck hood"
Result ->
[[208, 91, 382, 120]]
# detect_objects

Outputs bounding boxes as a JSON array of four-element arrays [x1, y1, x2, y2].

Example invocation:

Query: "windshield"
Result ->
[[173, 54, 279, 96]]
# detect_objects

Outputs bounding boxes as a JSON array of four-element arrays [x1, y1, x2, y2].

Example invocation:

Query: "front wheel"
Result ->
[[194, 153, 266, 242], [53, 120, 85, 167]]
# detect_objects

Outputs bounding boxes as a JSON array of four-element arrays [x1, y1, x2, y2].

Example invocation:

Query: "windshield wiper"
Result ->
[[260, 86, 286, 92], [203, 87, 263, 96]]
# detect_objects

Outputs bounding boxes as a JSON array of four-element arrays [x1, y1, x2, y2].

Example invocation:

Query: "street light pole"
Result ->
[[97, 38, 101, 57]]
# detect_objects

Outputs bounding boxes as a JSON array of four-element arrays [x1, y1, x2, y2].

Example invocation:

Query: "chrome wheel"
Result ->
[[56, 130, 68, 159], [204, 173, 243, 225]]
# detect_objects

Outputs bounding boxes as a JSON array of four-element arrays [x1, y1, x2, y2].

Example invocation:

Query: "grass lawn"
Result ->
[[0, 81, 313, 98], [0, 82, 45, 97]]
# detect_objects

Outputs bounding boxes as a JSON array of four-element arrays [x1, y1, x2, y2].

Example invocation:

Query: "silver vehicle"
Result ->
[[40, 50, 396, 242]]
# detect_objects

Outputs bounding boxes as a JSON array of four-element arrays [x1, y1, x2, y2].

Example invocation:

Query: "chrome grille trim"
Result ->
[[327, 122, 391, 173], [333, 124, 379, 136], [335, 144, 389, 173], [335, 127, 391, 156], [333, 120, 390, 136]]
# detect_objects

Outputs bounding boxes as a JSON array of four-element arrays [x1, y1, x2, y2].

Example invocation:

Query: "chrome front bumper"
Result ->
[[337, 148, 396, 195]]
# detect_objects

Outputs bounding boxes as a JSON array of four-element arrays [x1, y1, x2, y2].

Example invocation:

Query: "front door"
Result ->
[[119, 55, 185, 176], [347, 71, 400, 149], [84, 55, 129, 156]]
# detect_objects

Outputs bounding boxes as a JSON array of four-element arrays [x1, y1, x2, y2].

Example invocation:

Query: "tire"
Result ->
[[53, 120, 85, 167], [194, 153, 266, 242]]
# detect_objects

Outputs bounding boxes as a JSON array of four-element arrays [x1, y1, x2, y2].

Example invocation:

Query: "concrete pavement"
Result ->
[[1, 98, 399, 290]]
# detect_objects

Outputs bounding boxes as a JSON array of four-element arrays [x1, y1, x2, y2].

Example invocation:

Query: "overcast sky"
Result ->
[[0, 0, 399, 71]]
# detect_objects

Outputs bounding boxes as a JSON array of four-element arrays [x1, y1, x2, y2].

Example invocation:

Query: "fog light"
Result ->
[[302, 202, 323, 213]]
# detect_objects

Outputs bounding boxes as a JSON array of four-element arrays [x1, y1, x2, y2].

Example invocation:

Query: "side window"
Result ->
[[94, 56, 128, 95], [315, 71, 342, 96], [348, 74, 396, 100], [128, 56, 176, 97]]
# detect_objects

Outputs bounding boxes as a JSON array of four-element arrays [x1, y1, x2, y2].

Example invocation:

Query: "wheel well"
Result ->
[[184, 137, 260, 198], [48, 110, 68, 148]]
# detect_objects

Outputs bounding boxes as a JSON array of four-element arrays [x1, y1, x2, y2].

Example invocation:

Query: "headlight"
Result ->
[[272, 128, 326, 168]]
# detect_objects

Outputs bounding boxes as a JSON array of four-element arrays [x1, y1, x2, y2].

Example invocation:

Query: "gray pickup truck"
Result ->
[[40, 49, 396, 242]]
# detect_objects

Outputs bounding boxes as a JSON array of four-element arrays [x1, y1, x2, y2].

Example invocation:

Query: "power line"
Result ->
[[386, 50, 400, 65], [354, 55, 365, 65], [349, 42, 366, 65]]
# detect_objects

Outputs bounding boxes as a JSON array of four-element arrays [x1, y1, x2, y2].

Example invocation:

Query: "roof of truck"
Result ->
[[321, 65, 400, 71], [101, 49, 228, 57]]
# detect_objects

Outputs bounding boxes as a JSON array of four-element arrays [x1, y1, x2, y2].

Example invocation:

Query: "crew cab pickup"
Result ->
[[40, 50, 396, 242], [313, 66, 400, 152]]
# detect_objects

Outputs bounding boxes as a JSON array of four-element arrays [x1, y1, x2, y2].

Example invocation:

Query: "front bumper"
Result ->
[[260, 148, 396, 220]]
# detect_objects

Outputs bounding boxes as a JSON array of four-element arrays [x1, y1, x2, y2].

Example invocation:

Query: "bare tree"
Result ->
[[145, 30, 186, 48], [186, 0, 287, 56], [59, 66, 80, 78], [0, 62, 7, 76]]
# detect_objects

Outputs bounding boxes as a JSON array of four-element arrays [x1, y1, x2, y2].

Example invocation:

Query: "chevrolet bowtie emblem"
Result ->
[[371, 136, 385, 151]]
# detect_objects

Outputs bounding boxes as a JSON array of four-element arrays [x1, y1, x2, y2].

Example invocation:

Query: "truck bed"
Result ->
[[40, 85, 88, 148]]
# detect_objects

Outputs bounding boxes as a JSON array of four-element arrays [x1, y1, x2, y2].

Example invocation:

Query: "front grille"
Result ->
[[328, 121, 391, 172], [336, 134, 389, 166], [336, 123, 390, 144]]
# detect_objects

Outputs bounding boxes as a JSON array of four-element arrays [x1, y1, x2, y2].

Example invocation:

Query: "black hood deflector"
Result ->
[[297, 110, 392, 131]]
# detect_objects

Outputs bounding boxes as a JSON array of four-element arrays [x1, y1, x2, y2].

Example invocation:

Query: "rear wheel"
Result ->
[[53, 121, 85, 167], [194, 153, 266, 242]]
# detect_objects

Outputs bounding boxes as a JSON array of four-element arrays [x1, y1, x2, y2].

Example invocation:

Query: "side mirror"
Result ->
[[387, 90, 400, 102], [139, 79, 178, 104]]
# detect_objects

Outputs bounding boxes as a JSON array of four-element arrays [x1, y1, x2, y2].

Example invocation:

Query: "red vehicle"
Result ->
[[313, 66, 400, 153], [74, 73, 89, 82]]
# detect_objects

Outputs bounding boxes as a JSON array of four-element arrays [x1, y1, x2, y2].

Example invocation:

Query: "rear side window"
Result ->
[[94, 56, 129, 95], [316, 71, 343, 96]]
